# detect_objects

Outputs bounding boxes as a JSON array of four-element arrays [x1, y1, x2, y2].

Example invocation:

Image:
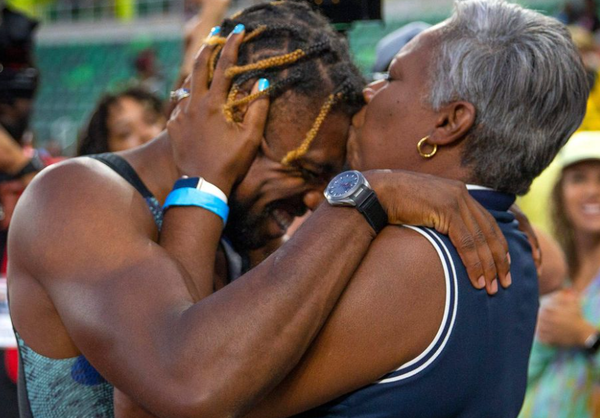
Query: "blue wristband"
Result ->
[[163, 188, 229, 225]]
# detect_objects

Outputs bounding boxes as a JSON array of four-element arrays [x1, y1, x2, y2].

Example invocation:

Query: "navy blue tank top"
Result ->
[[296, 188, 538, 418]]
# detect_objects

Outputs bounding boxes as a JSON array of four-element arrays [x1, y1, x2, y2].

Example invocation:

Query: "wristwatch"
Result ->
[[324, 170, 388, 234], [584, 331, 600, 356]]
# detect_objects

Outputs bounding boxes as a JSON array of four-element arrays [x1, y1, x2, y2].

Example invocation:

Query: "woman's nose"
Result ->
[[363, 79, 386, 103]]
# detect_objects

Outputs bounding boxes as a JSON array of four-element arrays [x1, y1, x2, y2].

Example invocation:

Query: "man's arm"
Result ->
[[367, 171, 511, 294], [242, 226, 446, 418], [11, 162, 511, 418], [10, 159, 377, 418]]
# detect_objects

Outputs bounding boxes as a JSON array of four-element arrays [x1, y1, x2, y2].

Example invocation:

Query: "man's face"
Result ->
[[347, 28, 440, 172], [225, 102, 351, 252]]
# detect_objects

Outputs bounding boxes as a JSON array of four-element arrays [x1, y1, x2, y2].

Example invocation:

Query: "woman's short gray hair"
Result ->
[[429, 0, 590, 195]]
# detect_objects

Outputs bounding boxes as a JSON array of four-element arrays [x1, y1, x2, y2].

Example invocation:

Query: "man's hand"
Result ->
[[365, 170, 510, 295], [537, 289, 596, 347], [168, 26, 270, 195]]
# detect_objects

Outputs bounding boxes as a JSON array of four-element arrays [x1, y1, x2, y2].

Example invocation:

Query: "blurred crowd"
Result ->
[[1, 0, 600, 417]]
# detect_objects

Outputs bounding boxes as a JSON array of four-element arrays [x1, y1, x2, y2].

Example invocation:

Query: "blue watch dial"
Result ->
[[327, 171, 361, 198]]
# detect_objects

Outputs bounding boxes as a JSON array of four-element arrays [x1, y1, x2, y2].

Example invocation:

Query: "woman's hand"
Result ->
[[537, 289, 596, 347], [167, 26, 270, 196], [365, 169, 511, 295]]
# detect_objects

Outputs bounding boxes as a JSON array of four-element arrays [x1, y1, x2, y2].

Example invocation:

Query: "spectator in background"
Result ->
[[558, 0, 600, 32], [581, 0, 600, 31], [520, 131, 600, 418], [570, 25, 600, 131], [133, 48, 166, 96], [131, 0, 232, 99], [176, 0, 231, 86], [77, 88, 166, 156]]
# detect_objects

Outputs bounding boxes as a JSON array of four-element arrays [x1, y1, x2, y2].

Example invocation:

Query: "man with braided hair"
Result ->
[[199, 1, 368, 253], [8, 2, 510, 417]]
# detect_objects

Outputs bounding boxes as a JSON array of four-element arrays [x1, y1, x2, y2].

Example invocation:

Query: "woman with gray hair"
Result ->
[[231, 0, 587, 416]]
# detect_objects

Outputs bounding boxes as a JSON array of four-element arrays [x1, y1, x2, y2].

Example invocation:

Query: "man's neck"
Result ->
[[121, 131, 181, 204]]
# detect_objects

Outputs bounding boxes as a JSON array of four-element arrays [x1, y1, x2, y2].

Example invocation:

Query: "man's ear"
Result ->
[[429, 101, 476, 146]]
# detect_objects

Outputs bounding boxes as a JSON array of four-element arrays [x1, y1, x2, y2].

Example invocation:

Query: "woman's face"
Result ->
[[562, 160, 600, 235], [347, 28, 439, 172], [106, 96, 165, 153]]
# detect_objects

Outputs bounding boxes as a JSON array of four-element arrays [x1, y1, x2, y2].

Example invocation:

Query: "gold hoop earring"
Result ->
[[417, 136, 438, 159]]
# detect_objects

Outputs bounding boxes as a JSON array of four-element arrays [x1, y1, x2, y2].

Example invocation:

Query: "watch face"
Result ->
[[326, 171, 361, 200]]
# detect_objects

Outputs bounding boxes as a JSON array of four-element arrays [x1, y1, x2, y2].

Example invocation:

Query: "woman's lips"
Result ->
[[582, 203, 600, 216]]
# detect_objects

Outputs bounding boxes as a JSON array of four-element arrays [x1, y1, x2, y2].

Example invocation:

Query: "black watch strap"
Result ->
[[356, 189, 388, 234]]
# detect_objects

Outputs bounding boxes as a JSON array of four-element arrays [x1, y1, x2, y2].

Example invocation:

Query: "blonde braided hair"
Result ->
[[203, 1, 365, 166], [281, 92, 343, 165]]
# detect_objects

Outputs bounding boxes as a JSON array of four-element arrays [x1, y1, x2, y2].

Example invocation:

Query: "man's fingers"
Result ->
[[466, 198, 511, 289], [211, 24, 245, 102], [243, 78, 270, 143], [166, 106, 184, 144], [190, 43, 217, 103], [447, 216, 487, 291], [457, 201, 499, 295], [169, 105, 181, 123]]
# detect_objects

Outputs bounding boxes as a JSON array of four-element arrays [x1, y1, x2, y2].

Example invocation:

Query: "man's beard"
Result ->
[[224, 192, 308, 254], [224, 199, 273, 253]]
